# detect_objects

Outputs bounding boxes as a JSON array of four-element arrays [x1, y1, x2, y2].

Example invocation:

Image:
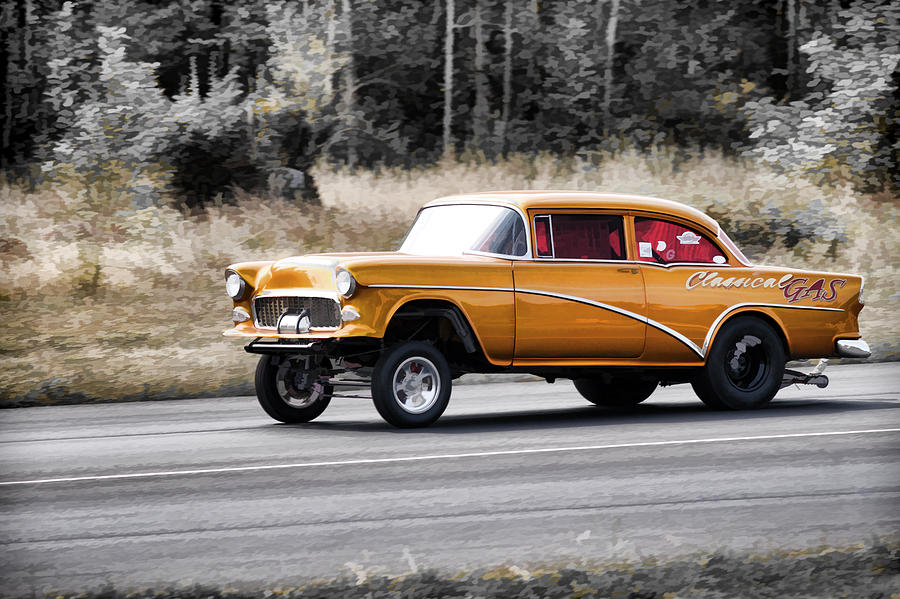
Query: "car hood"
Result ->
[[257, 251, 510, 291]]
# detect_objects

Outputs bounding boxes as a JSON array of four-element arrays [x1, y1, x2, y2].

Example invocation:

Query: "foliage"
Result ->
[[2, 0, 898, 193], [742, 1, 900, 190], [47, 26, 170, 178], [7, 539, 897, 598], [21, 0, 351, 207]]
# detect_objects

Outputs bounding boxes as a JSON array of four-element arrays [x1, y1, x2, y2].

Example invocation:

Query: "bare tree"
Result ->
[[602, 0, 621, 137], [786, 0, 799, 96], [340, 0, 357, 168], [324, 0, 336, 101], [2, 0, 36, 167], [499, 0, 514, 155], [443, 0, 455, 159], [471, 0, 490, 150]]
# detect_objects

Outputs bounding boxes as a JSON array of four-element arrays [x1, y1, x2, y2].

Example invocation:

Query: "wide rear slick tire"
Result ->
[[372, 341, 452, 428], [692, 316, 785, 410], [255, 355, 332, 423], [574, 377, 657, 408]]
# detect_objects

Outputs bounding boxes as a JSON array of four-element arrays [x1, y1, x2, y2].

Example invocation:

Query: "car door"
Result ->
[[513, 212, 647, 360], [631, 215, 734, 361]]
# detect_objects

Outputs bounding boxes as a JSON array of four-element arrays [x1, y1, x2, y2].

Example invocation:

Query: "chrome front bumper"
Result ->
[[836, 339, 871, 358]]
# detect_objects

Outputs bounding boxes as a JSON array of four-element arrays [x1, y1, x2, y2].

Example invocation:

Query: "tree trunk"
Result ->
[[341, 0, 357, 168], [326, 0, 336, 46], [786, 0, 797, 97], [499, 0, 513, 156], [591, 0, 604, 146], [523, 0, 541, 149], [325, 0, 336, 100], [2, 85, 11, 168], [829, 0, 841, 34], [471, 0, 490, 151], [602, 0, 620, 138], [443, 0, 455, 160], [1, 3, 16, 166]]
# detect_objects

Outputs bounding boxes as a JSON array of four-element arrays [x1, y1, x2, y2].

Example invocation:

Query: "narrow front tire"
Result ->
[[255, 355, 332, 423]]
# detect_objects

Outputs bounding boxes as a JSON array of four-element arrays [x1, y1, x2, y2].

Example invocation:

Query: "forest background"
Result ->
[[0, 0, 897, 405]]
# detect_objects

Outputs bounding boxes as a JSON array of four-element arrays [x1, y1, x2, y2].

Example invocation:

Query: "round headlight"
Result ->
[[336, 269, 356, 297], [225, 271, 247, 300]]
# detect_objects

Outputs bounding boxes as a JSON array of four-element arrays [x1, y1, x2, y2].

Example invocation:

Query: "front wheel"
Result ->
[[691, 316, 785, 410], [574, 377, 657, 408], [371, 342, 452, 428], [255, 355, 332, 423]]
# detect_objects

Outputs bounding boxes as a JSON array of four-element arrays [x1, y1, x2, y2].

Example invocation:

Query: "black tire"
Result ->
[[371, 341, 452, 428], [255, 355, 332, 423], [573, 377, 657, 408], [691, 381, 727, 409], [691, 316, 785, 410]]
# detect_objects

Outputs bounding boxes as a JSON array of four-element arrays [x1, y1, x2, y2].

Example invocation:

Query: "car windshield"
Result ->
[[400, 204, 527, 257]]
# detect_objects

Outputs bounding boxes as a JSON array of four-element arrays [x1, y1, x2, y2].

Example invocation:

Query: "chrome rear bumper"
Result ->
[[836, 339, 871, 358]]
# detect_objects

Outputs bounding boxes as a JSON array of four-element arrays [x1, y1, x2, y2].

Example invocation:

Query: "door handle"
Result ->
[[617, 267, 639, 274]]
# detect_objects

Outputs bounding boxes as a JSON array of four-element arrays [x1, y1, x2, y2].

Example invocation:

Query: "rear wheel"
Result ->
[[691, 316, 785, 410], [371, 342, 452, 428], [255, 355, 332, 423], [574, 377, 657, 408]]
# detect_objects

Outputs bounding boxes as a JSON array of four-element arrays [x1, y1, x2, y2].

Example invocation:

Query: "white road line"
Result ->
[[2, 428, 898, 487]]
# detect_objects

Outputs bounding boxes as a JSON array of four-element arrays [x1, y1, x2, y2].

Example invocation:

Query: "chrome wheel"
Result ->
[[371, 342, 452, 428], [274, 358, 328, 408], [392, 357, 441, 414]]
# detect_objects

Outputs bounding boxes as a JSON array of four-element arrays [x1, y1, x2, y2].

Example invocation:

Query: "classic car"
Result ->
[[224, 191, 869, 427]]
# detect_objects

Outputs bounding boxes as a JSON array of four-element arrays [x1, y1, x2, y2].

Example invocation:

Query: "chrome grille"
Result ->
[[253, 296, 341, 329]]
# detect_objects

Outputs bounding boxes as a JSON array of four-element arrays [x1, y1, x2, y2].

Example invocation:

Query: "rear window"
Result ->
[[534, 214, 625, 260], [633, 218, 726, 264]]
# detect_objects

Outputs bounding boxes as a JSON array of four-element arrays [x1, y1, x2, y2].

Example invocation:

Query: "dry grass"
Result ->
[[10, 538, 898, 598], [1, 151, 897, 405], [0, 183, 406, 405]]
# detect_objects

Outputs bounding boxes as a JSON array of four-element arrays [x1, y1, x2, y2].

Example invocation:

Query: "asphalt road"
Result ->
[[1, 362, 899, 595]]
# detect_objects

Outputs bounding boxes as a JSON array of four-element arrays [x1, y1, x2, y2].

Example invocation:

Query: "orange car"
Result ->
[[224, 191, 869, 427]]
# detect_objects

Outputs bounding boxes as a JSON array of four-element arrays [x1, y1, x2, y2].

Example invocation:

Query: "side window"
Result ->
[[634, 218, 726, 264], [534, 216, 553, 257], [533, 214, 625, 260], [472, 208, 527, 256]]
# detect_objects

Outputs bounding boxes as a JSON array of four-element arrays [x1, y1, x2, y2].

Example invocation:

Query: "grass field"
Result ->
[[1, 151, 897, 406]]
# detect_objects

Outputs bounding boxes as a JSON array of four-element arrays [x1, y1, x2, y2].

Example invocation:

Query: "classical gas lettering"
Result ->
[[685, 271, 793, 290], [825, 279, 847, 301], [685, 271, 846, 303], [783, 277, 846, 303]]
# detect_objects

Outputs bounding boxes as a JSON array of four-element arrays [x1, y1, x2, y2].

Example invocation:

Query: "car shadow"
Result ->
[[278, 395, 899, 435]]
